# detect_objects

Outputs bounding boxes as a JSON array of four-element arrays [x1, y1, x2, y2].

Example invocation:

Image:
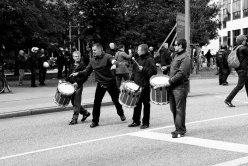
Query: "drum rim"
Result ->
[[122, 80, 141, 93], [150, 74, 169, 87], [58, 82, 75, 95]]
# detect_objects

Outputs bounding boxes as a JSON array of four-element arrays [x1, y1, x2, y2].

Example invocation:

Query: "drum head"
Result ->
[[58, 82, 75, 95], [150, 75, 169, 86], [125, 81, 140, 92]]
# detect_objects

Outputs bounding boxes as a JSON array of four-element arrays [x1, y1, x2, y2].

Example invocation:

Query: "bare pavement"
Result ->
[[2, 69, 248, 166]]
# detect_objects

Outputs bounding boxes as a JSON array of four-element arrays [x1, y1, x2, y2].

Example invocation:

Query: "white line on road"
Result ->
[[1, 113, 248, 161], [212, 156, 248, 166], [128, 131, 248, 153]]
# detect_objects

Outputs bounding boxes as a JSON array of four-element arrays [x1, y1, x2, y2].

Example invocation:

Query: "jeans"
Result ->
[[169, 86, 188, 133], [71, 86, 88, 120], [39, 67, 47, 84], [226, 70, 248, 102], [18, 69, 25, 84], [132, 86, 150, 125], [92, 81, 124, 123]]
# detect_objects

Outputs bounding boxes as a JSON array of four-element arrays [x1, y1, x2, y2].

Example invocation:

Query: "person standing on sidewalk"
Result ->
[[128, 44, 157, 129], [166, 39, 191, 138], [115, 44, 132, 88], [70, 43, 126, 128], [216, 45, 230, 86], [38, 48, 49, 86], [17, 50, 27, 86], [28, 47, 39, 87], [225, 35, 248, 107], [66, 51, 91, 125]]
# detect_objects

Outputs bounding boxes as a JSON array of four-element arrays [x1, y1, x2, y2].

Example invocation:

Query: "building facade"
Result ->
[[218, 0, 248, 47]]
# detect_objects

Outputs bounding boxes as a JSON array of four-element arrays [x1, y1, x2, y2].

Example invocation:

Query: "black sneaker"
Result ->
[[172, 132, 185, 138], [140, 124, 149, 129], [120, 115, 126, 121], [90, 122, 99, 128], [224, 100, 235, 107], [69, 119, 78, 125], [81, 112, 91, 122], [128, 122, 140, 127]]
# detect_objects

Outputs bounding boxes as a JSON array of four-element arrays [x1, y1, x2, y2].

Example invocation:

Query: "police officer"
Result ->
[[216, 45, 230, 86]]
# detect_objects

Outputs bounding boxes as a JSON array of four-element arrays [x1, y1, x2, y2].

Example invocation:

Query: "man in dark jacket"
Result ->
[[165, 39, 191, 138], [70, 43, 126, 128], [225, 35, 248, 107], [216, 45, 230, 85], [38, 48, 49, 86], [28, 47, 39, 87], [160, 45, 172, 75], [128, 44, 157, 129], [66, 51, 91, 125]]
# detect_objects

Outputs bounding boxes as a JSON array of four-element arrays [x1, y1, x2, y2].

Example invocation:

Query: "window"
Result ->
[[228, 31, 231, 46], [223, 36, 228, 46], [243, 0, 248, 17], [223, 0, 231, 21], [244, 28, 248, 37], [233, 29, 240, 46], [233, 0, 241, 20]]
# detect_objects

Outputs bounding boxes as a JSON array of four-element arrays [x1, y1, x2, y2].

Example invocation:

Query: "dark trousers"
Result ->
[[30, 68, 36, 86], [132, 86, 150, 125], [169, 87, 188, 133], [219, 67, 230, 84], [92, 81, 124, 123], [71, 86, 88, 120], [116, 73, 130, 88], [39, 67, 47, 84], [57, 65, 63, 78], [226, 70, 248, 102]]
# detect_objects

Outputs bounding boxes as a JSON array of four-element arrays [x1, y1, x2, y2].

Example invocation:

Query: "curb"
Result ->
[[0, 101, 113, 119]]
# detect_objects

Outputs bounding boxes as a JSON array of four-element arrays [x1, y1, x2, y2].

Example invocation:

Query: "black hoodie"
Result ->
[[130, 52, 157, 87]]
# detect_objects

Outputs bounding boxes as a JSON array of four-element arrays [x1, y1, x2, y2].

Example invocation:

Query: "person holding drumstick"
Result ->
[[66, 51, 90, 125], [70, 43, 126, 128], [128, 44, 157, 129], [156, 39, 191, 138]]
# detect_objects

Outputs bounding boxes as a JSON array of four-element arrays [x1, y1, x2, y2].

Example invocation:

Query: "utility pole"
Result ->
[[185, 0, 190, 54], [69, 22, 72, 53], [78, 23, 81, 52]]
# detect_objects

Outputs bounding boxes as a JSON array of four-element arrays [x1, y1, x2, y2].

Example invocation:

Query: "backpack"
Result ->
[[227, 45, 243, 68]]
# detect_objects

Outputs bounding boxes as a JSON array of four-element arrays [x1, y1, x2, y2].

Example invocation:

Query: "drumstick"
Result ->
[[132, 57, 140, 67]]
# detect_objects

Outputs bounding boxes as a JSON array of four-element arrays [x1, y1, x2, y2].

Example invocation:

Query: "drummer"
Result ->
[[70, 43, 126, 128], [66, 51, 91, 125], [128, 44, 157, 129]]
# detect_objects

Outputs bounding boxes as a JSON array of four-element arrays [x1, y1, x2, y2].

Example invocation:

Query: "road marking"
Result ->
[[212, 156, 248, 166], [1, 113, 248, 160], [128, 131, 248, 153]]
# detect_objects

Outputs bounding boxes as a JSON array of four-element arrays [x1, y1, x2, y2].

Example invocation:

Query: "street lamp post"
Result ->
[[185, 0, 190, 54]]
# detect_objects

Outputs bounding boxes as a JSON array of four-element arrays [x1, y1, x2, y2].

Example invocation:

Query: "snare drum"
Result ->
[[54, 82, 75, 107], [150, 74, 169, 105], [119, 81, 141, 108]]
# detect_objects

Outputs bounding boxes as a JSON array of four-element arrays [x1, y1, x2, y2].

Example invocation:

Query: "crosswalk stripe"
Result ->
[[212, 156, 248, 166], [128, 131, 248, 154]]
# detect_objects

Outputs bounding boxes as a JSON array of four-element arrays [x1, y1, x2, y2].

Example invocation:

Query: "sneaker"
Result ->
[[81, 112, 91, 122], [222, 82, 228, 86], [120, 115, 126, 121], [90, 122, 99, 128], [224, 100, 235, 107], [128, 122, 140, 127], [140, 124, 149, 129], [172, 132, 185, 138], [69, 119, 78, 125]]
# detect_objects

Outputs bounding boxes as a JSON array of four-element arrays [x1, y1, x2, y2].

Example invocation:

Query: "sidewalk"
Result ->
[[0, 85, 113, 119]]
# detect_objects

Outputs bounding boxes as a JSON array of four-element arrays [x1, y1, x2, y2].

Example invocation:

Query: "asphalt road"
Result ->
[[1, 76, 248, 166]]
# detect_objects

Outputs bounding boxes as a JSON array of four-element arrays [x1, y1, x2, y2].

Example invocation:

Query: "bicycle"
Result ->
[[0, 64, 11, 94]]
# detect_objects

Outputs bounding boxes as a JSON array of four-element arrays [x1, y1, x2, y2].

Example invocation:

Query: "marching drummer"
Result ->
[[66, 51, 91, 125], [128, 44, 157, 129], [70, 43, 126, 128]]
